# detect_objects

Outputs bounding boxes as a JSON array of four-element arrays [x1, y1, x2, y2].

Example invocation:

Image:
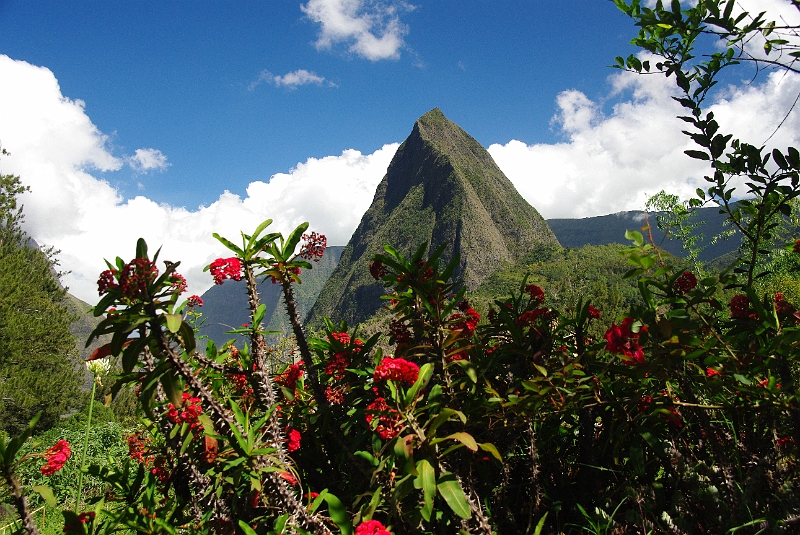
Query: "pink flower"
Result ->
[[41, 440, 71, 475], [355, 519, 392, 535], [374, 357, 420, 385], [208, 257, 242, 285]]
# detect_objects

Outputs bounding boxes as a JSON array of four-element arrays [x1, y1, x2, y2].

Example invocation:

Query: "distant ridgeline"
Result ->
[[197, 109, 742, 344]]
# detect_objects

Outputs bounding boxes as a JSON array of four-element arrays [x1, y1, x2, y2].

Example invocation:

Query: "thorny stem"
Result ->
[[4, 471, 39, 535]]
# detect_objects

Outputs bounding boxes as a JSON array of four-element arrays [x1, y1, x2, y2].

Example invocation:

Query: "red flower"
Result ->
[[794, 239, 800, 253], [451, 308, 480, 333], [774, 292, 796, 318], [209, 257, 242, 285], [330, 331, 351, 345], [729, 294, 751, 319], [299, 232, 327, 261], [365, 397, 403, 440], [324, 352, 350, 380], [63, 512, 95, 532], [369, 260, 388, 280], [127, 433, 150, 464], [119, 258, 159, 300], [604, 317, 646, 364], [588, 305, 602, 320], [278, 471, 298, 485], [187, 295, 203, 307], [516, 307, 551, 327], [41, 440, 71, 475], [275, 363, 304, 391], [673, 271, 697, 294], [706, 368, 722, 378], [97, 269, 119, 295], [355, 519, 392, 535], [374, 357, 420, 385], [525, 284, 545, 305], [664, 407, 683, 428], [169, 272, 187, 294], [325, 385, 346, 405], [446, 350, 467, 363], [286, 428, 301, 452], [166, 392, 203, 429]]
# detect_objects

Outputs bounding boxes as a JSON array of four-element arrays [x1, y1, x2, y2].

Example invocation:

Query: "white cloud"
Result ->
[[489, 57, 800, 219], [0, 53, 395, 304], [129, 148, 169, 173], [249, 69, 336, 90], [301, 0, 413, 61]]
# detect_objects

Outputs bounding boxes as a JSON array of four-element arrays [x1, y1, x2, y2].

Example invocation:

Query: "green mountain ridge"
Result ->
[[306, 108, 559, 328]]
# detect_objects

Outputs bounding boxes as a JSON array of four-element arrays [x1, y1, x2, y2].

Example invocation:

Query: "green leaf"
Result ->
[[685, 150, 711, 160], [165, 314, 182, 334], [533, 512, 549, 535], [322, 492, 353, 535], [238, 520, 258, 535], [405, 363, 433, 405], [431, 432, 478, 452], [253, 304, 267, 328], [160, 370, 184, 407], [624, 230, 644, 246], [415, 459, 436, 522], [136, 238, 148, 259], [32, 485, 56, 507], [283, 222, 309, 259], [211, 233, 244, 256], [437, 472, 471, 519], [478, 442, 502, 461]]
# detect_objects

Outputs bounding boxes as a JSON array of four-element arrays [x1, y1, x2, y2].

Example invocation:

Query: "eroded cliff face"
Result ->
[[307, 108, 559, 328]]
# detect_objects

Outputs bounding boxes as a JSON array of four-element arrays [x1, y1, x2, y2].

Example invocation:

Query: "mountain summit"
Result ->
[[307, 108, 559, 327]]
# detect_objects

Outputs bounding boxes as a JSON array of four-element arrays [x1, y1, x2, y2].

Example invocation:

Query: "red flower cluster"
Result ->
[[517, 307, 551, 328], [673, 271, 698, 294], [707, 368, 722, 378], [355, 520, 392, 535], [330, 331, 350, 345], [374, 357, 419, 385], [127, 433, 151, 464], [275, 363, 304, 391], [325, 352, 350, 380], [604, 317, 646, 364], [325, 385, 346, 405], [794, 239, 800, 253], [166, 392, 203, 430], [151, 456, 170, 484], [588, 305, 602, 320], [228, 372, 254, 399], [286, 428, 302, 452], [299, 232, 327, 261], [365, 397, 403, 440], [664, 407, 683, 428], [370, 260, 388, 280], [209, 257, 242, 285], [119, 258, 159, 299], [446, 350, 467, 363], [41, 440, 71, 475], [450, 307, 480, 333], [729, 294, 752, 319], [169, 272, 187, 294], [525, 284, 545, 306], [97, 269, 118, 295], [774, 292, 797, 319], [187, 295, 203, 307]]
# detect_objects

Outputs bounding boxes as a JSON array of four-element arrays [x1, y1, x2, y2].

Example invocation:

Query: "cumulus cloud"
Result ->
[[301, 0, 413, 61], [129, 148, 170, 173], [489, 57, 800, 219], [0, 54, 396, 304], [249, 68, 336, 90]]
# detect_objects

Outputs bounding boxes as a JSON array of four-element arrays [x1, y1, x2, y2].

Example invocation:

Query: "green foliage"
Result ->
[[0, 168, 82, 435]]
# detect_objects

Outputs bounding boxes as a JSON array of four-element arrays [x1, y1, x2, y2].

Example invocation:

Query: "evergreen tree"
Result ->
[[0, 153, 82, 434]]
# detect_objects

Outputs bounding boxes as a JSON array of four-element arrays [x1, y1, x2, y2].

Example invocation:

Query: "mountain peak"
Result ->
[[307, 109, 560, 327]]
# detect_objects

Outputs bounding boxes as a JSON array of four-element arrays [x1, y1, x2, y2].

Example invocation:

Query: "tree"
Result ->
[[0, 154, 82, 434]]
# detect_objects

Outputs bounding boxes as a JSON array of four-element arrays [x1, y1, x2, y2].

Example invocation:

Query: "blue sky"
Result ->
[[1, 0, 799, 303]]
